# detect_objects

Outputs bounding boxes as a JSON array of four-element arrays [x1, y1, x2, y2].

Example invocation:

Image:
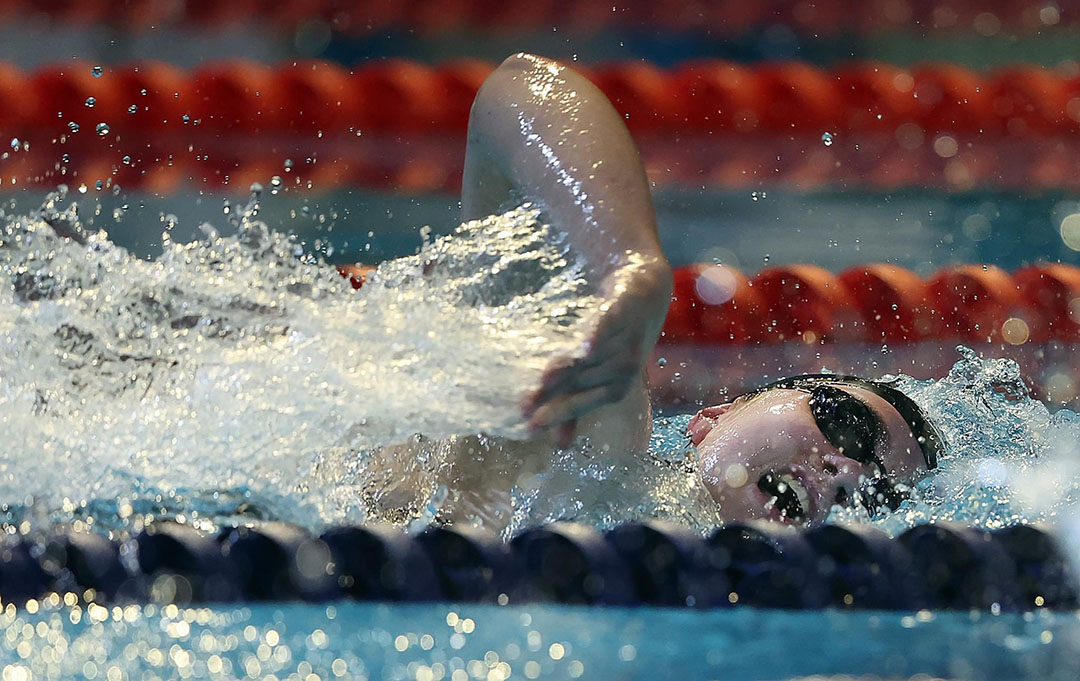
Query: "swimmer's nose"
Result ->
[[687, 404, 731, 446], [686, 414, 713, 446]]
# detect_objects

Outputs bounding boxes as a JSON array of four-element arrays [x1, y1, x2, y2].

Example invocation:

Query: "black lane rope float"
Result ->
[[2, 520, 1075, 611]]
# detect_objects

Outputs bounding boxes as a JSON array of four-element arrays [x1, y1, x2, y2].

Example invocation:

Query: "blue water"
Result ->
[[0, 600, 1075, 681], [3, 193, 1080, 680]]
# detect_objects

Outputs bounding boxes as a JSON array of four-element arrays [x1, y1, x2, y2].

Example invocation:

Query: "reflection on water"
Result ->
[[0, 600, 1075, 681]]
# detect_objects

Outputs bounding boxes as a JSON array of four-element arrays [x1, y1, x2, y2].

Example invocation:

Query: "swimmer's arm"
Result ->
[[462, 53, 672, 445]]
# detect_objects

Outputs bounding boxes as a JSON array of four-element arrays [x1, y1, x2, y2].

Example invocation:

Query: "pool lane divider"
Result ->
[[2, 520, 1076, 611], [2, 1, 1070, 38], [339, 262, 1080, 346], [5, 59, 1080, 192]]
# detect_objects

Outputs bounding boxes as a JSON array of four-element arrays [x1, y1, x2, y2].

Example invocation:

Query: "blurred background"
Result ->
[[1, 1, 1079, 403], [0, 0, 1076, 269]]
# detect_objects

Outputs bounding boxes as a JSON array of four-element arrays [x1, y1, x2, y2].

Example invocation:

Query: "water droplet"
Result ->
[[95, 180, 104, 191], [128, 105, 138, 114], [657, 357, 667, 368], [95, 122, 109, 136], [283, 159, 294, 170], [61, 153, 70, 163], [750, 191, 767, 202], [77, 183, 88, 194], [85, 97, 96, 108], [270, 175, 282, 187], [9, 138, 18, 151], [91, 65, 103, 78], [763, 254, 771, 263], [121, 155, 132, 165], [821, 132, 834, 146], [68, 122, 80, 133], [140, 88, 147, 96], [182, 114, 190, 123]]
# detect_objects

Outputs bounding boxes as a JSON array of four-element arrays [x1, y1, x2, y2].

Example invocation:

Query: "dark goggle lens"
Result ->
[[807, 385, 880, 468]]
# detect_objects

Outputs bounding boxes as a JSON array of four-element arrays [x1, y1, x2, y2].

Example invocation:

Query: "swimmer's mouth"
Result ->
[[757, 472, 809, 523]]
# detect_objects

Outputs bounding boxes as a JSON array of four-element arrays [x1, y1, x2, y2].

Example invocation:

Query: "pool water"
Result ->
[[0, 600, 1076, 681], [2, 190, 1080, 541], [3, 192, 1080, 681]]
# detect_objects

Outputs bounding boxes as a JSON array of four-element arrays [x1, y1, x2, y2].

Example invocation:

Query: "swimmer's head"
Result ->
[[688, 374, 944, 526]]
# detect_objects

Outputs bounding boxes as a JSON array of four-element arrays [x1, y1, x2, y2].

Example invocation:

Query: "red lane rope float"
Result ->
[[6, 59, 1080, 139], [336, 262, 1080, 346], [2, 0, 1076, 37], [2, 59, 1080, 193], [648, 263, 1080, 346]]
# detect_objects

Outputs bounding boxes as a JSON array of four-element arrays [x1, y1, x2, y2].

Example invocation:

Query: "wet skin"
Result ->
[[688, 385, 929, 525]]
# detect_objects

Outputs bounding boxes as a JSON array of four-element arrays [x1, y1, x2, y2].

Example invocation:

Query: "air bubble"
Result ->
[[9, 138, 18, 151], [128, 105, 138, 114], [821, 132, 834, 146], [91, 65, 103, 78], [68, 122, 80, 133], [657, 357, 667, 368], [96, 122, 110, 136], [85, 97, 96, 108], [122, 155, 132, 165]]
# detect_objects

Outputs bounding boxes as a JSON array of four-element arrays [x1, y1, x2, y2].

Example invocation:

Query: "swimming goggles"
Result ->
[[755, 374, 943, 472]]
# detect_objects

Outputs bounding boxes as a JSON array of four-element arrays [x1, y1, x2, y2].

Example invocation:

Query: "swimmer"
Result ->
[[687, 374, 944, 525], [377, 53, 944, 528]]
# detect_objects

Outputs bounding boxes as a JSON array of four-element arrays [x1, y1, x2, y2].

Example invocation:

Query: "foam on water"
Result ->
[[0, 189, 602, 532], [816, 347, 1080, 542]]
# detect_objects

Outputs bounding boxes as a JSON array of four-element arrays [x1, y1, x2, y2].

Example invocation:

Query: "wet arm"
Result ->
[[462, 53, 673, 443]]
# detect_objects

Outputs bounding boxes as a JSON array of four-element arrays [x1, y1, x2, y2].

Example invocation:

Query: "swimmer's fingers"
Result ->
[[527, 380, 626, 436], [525, 349, 637, 415], [555, 420, 577, 450]]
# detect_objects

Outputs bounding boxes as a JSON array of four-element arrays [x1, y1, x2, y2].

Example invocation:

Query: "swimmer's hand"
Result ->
[[522, 257, 672, 447]]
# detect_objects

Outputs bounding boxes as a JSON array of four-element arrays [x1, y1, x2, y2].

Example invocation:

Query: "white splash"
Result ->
[[827, 347, 1080, 552], [0, 189, 600, 532]]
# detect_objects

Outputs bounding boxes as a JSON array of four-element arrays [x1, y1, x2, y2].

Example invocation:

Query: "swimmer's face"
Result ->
[[689, 384, 928, 526]]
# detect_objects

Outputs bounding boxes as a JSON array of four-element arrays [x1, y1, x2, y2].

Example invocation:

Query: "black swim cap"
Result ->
[[754, 374, 944, 471]]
